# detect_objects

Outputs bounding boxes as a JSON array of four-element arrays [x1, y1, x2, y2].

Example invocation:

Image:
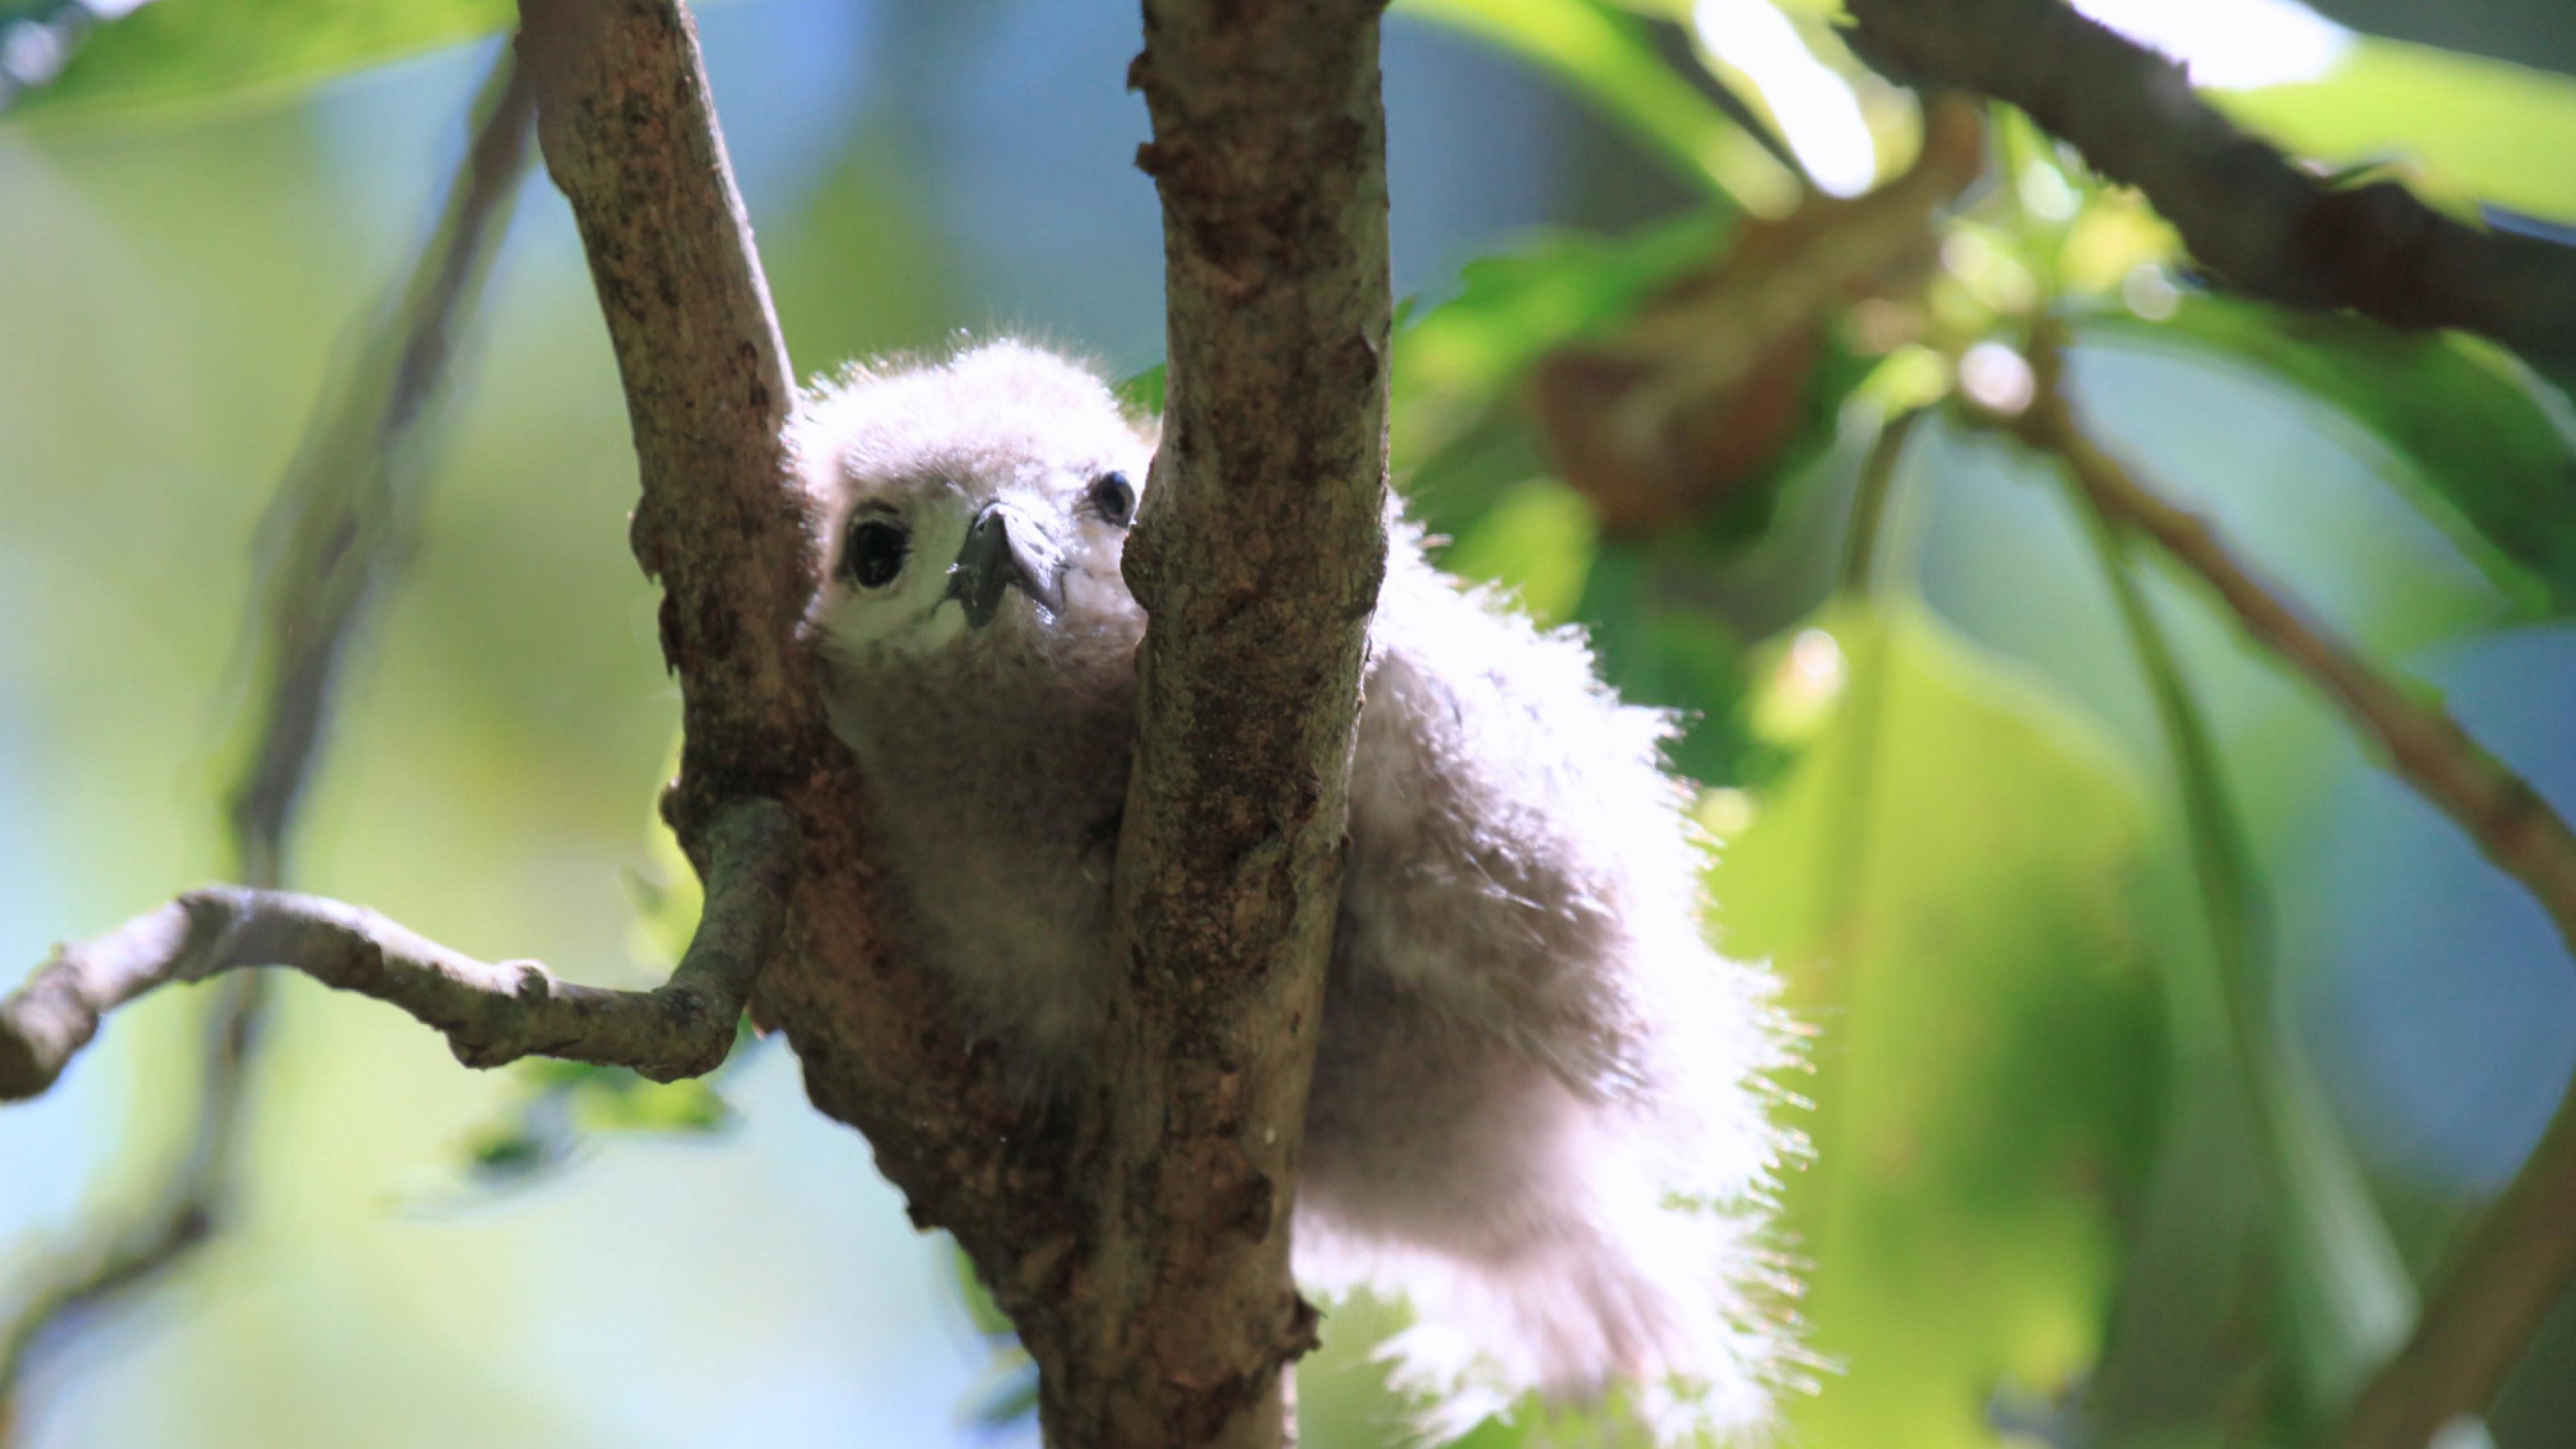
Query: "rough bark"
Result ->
[[510, 0, 1059, 1323], [1052, 3, 1393, 1444]]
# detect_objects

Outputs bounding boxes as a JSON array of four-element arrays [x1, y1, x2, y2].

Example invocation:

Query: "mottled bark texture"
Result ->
[[1056, 4, 1393, 1445], [1844, 0, 2576, 366]]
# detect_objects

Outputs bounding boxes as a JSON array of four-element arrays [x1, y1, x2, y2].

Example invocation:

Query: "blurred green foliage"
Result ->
[[8, 0, 2576, 1447], [1719, 601, 2164, 1446], [2076, 296, 2576, 617], [2211, 38, 2576, 222], [6, 0, 512, 124]]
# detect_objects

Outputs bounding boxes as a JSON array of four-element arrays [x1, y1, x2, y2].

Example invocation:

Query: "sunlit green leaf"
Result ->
[[1113, 362, 1166, 419], [1393, 0, 1799, 214], [5, 0, 511, 126], [1393, 217, 1724, 583], [1440, 477, 1600, 627], [2075, 292, 2576, 614], [1394, 213, 1731, 543], [1716, 601, 2164, 1445], [2217, 39, 2576, 224], [568, 1074, 733, 1135]]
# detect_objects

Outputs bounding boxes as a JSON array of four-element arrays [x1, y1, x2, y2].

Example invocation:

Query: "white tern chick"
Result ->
[[795, 339, 1792, 1442]]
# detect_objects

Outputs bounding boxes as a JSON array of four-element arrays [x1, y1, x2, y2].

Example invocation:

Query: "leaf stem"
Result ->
[[1839, 408, 1926, 597], [2065, 471, 2419, 1424]]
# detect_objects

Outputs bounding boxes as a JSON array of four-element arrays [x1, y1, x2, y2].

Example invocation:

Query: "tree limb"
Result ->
[[504, 1, 1071, 1425], [1843, 0, 2576, 365], [1071, 3, 1393, 1443], [1, 797, 797, 1103], [514, 0, 813, 817], [1987, 345, 2576, 1449]]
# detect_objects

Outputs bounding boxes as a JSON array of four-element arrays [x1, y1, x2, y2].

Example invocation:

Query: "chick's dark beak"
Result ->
[[946, 502, 1067, 627]]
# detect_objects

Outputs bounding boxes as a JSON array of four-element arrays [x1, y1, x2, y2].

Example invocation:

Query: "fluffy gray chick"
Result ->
[[795, 339, 1791, 1442]]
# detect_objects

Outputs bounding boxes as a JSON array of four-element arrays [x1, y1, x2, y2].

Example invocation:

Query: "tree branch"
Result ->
[[1068, 3, 1393, 1443], [1, 797, 797, 1103], [503, 1, 1066, 1422], [514, 0, 811, 817], [1843, 0, 2576, 365], [1984, 345, 2576, 1449]]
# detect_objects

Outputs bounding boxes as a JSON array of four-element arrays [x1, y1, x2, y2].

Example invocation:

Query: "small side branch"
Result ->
[[1984, 348, 2576, 1449], [1844, 0, 2576, 364], [2, 798, 797, 1103]]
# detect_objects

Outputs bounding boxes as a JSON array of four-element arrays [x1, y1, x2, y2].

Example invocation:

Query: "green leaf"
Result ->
[[2074, 292, 2576, 614], [1715, 601, 2164, 1445], [1398, 213, 1730, 431], [5, 0, 511, 126], [949, 1241, 1017, 1339], [2216, 39, 2576, 225], [1439, 477, 1600, 627], [1392, 0, 1798, 214], [1572, 542, 1748, 784], [1113, 361, 1166, 419], [1393, 213, 1732, 542], [567, 1073, 733, 1135]]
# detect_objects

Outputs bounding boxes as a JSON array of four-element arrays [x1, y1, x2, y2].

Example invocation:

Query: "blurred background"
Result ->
[[2, 0, 2574, 1444]]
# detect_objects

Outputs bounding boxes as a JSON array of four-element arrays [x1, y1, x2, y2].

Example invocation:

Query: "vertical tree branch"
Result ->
[[0, 55, 534, 1433], [1061, 2, 1393, 1444], [513, 0, 810, 811]]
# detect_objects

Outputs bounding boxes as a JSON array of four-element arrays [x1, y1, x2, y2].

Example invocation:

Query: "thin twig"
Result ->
[[1988, 345, 2576, 1449], [1, 796, 795, 1102], [1844, 0, 2576, 366], [0, 52, 537, 1426]]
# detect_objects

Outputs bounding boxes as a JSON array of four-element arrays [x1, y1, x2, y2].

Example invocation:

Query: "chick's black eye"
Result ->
[[844, 518, 910, 588], [1087, 471, 1135, 527]]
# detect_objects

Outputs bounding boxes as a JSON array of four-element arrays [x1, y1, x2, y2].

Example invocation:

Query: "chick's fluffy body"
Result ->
[[796, 340, 1790, 1440]]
